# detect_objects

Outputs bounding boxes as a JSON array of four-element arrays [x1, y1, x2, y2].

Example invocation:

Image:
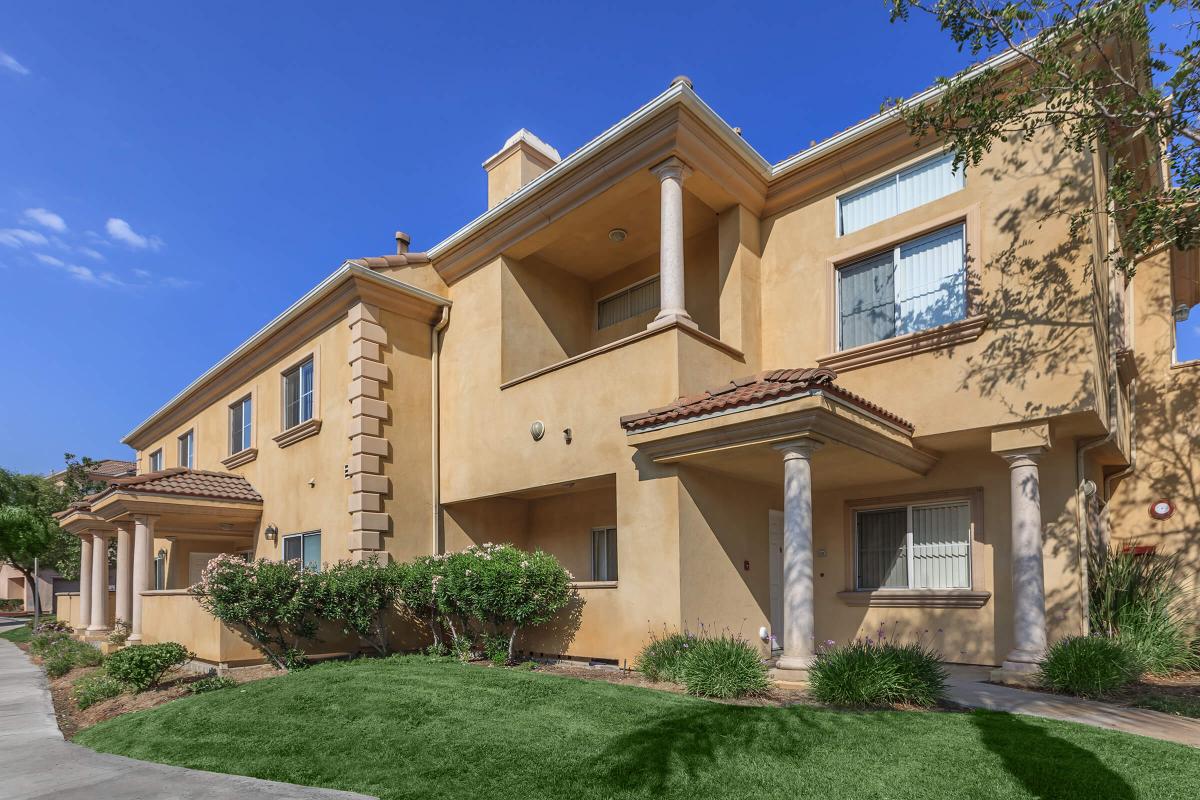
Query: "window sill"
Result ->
[[221, 448, 258, 469], [273, 418, 322, 449], [570, 580, 618, 590], [836, 589, 991, 608], [818, 315, 988, 373]]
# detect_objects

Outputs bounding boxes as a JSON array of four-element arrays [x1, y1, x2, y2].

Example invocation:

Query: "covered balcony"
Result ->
[[56, 468, 263, 665]]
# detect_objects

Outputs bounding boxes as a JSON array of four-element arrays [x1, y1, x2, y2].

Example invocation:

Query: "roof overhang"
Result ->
[[123, 262, 450, 449], [88, 490, 262, 536]]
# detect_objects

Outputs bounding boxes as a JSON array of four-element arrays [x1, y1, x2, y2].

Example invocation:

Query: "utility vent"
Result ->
[[344, 464, 350, 479], [597, 277, 659, 329]]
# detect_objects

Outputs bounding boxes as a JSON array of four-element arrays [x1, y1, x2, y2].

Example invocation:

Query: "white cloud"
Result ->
[[77, 246, 105, 261], [132, 267, 151, 278], [105, 218, 163, 250], [159, 276, 196, 289], [0, 228, 48, 247], [34, 253, 65, 267], [0, 50, 29, 76], [22, 208, 66, 232]]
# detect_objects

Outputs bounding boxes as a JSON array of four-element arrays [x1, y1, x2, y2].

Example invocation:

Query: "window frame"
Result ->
[[835, 222, 968, 351], [281, 355, 316, 432], [836, 150, 965, 236], [229, 394, 253, 455], [590, 526, 618, 582], [282, 530, 322, 572], [177, 430, 194, 469], [147, 449, 163, 473], [845, 489, 983, 593], [154, 550, 167, 590], [595, 275, 660, 331]]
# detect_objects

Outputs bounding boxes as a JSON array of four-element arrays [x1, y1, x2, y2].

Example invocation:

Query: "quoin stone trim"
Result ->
[[347, 301, 391, 561]]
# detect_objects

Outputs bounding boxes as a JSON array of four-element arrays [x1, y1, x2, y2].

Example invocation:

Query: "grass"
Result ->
[[1131, 693, 1200, 719], [74, 657, 1199, 800], [0, 621, 35, 644]]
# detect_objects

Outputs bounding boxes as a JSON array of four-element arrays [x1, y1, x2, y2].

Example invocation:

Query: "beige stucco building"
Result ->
[[55, 58, 1199, 676]]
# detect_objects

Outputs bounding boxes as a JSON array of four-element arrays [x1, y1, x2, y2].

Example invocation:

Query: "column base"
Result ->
[[1000, 647, 1045, 673], [126, 634, 144, 645], [647, 311, 697, 331]]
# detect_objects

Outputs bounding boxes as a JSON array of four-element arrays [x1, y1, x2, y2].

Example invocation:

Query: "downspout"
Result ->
[[431, 305, 450, 555]]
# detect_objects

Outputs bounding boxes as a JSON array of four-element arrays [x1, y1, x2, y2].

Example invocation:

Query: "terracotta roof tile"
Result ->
[[89, 459, 137, 478], [103, 468, 262, 503], [619, 367, 914, 433]]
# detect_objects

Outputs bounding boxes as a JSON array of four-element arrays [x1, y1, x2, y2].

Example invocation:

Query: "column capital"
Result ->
[[132, 513, 160, 526], [773, 438, 824, 460], [999, 448, 1045, 469], [650, 155, 692, 183]]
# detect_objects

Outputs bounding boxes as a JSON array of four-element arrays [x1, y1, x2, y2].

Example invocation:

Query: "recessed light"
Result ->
[[608, 228, 627, 243]]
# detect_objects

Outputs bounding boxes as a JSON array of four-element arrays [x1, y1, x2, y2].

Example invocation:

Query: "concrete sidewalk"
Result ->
[[944, 664, 1200, 748], [0, 634, 375, 800]]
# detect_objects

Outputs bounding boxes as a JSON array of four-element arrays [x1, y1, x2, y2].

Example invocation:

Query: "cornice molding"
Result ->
[[818, 316, 989, 373], [836, 590, 991, 608], [220, 448, 258, 470]]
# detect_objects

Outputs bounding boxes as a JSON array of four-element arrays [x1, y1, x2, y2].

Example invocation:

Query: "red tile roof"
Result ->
[[619, 367, 914, 433], [88, 459, 136, 478], [102, 468, 263, 503]]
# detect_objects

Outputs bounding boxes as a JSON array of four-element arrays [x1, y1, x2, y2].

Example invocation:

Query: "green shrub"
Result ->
[[809, 640, 948, 707], [681, 634, 769, 698], [104, 643, 192, 691], [312, 558, 404, 656], [34, 634, 103, 678], [1090, 545, 1198, 675], [0, 598, 22, 611], [72, 674, 125, 709], [107, 619, 131, 647], [482, 634, 510, 666], [636, 630, 692, 683], [190, 554, 320, 669], [187, 675, 238, 694], [1038, 636, 1139, 698]]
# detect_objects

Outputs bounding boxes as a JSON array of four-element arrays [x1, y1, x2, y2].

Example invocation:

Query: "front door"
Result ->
[[768, 510, 784, 652]]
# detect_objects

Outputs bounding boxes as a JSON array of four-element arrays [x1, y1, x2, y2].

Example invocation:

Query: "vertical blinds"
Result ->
[[598, 278, 659, 329], [592, 527, 618, 581], [838, 152, 963, 235], [856, 502, 971, 590], [838, 224, 966, 349]]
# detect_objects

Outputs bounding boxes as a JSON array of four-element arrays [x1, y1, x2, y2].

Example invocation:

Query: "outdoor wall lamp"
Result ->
[[265, 524, 278, 541]]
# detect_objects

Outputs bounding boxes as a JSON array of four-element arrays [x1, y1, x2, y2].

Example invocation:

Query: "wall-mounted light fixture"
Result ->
[[563, 427, 573, 445], [530, 420, 545, 441], [157, 548, 166, 560], [1174, 303, 1192, 323], [265, 524, 278, 541]]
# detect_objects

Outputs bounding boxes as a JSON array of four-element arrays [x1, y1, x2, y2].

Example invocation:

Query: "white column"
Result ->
[[774, 439, 822, 672], [649, 156, 696, 329], [115, 522, 133, 628], [77, 534, 93, 633], [87, 532, 109, 632], [1002, 450, 1049, 672], [128, 514, 156, 644]]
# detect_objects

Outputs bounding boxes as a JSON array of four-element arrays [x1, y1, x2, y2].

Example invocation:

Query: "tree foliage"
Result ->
[[888, 0, 1200, 274]]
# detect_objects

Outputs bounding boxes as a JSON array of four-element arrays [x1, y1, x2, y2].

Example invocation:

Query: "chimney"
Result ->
[[483, 129, 560, 209], [395, 231, 411, 254]]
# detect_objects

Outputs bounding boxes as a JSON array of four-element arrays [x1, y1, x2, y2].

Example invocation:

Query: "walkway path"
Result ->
[[945, 664, 1200, 748], [0, 632, 375, 800]]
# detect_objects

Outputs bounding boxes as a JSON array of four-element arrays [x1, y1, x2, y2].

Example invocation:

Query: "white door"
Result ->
[[188, 553, 220, 586], [768, 510, 784, 652]]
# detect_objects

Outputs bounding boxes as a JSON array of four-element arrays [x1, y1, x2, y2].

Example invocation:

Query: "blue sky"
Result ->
[[1, 2, 1195, 474]]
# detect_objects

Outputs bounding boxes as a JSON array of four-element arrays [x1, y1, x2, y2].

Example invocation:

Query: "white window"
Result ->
[[591, 527, 618, 581], [597, 277, 659, 329], [283, 531, 321, 572], [148, 449, 163, 473], [838, 152, 964, 235], [230, 395, 252, 454], [837, 224, 966, 349], [855, 500, 972, 590], [283, 358, 314, 430], [177, 430, 194, 469]]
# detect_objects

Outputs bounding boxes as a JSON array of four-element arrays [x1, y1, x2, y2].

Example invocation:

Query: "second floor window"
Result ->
[[148, 449, 163, 472], [283, 357, 314, 430], [230, 395, 252, 454], [837, 224, 966, 350], [591, 527, 618, 581], [177, 430, 194, 469], [838, 151, 963, 235]]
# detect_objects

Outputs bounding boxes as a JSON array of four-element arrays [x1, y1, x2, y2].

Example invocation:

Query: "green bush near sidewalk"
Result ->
[[808, 640, 948, 708], [1038, 636, 1139, 698], [72, 674, 125, 709], [104, 643, 192, 691], [636, 629, 768, 698]]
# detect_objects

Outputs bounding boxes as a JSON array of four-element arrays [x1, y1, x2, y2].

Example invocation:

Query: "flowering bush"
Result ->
[[636, 628, 693, 683], [190, 554, 320, 669], [312, 558, 405, 656], [397, 544, 578, 663], [34, 619, 72, 634]]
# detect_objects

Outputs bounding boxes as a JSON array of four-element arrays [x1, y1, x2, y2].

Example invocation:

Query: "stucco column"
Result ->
[[128, 514, 156, 644], [114, 522, 133, 628], [773, 439, 822, 672], [1001, 450, 1049, 672], [87, 532, 109, 632], [649, 156, 696, 329], [77, 534, 93, 633]]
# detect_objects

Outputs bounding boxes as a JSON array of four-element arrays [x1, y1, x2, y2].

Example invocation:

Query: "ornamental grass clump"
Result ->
[[32, 632, 103, 678], [680, 634, 770, 699], [809, 637, 948, 708], [635, 629, 693, 683], [1038, 636, 1139, 698]]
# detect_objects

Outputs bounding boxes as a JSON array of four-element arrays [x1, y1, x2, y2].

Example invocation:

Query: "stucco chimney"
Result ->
[[483, 129, 561, 209], [395, 231, 411, 254]]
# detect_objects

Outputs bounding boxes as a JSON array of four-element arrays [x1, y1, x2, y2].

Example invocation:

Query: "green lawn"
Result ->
[[76, 657, 1198, 800], [0, 621, 34, 643]]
